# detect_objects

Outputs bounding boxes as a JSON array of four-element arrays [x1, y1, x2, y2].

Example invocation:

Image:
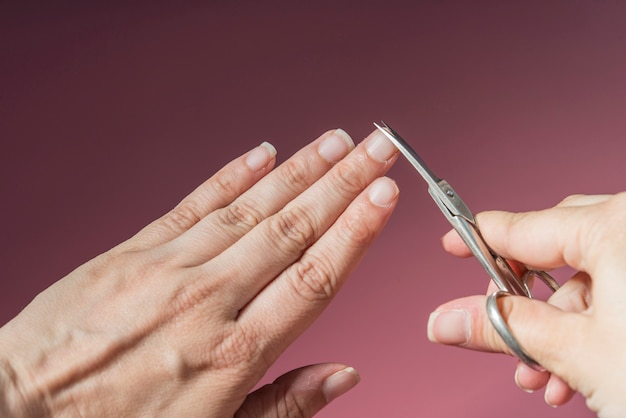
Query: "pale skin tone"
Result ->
[[428, 192, 626, 418], [0, 128, 401, 417], [2, 125, 623, 418]]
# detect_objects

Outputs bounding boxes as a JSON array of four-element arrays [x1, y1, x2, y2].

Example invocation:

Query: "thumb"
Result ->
[[427, 294, 588, 383], [235, 363, 360, 418]]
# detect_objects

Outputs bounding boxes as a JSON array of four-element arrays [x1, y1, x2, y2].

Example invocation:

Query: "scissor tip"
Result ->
[[373, 120, 390, 131]]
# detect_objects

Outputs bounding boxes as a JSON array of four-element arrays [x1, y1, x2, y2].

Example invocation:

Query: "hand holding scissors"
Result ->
[[379, 121, 626, 414]]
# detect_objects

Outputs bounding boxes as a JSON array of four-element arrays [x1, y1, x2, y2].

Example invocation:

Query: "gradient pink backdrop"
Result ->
[[2, 1, 624, 416]]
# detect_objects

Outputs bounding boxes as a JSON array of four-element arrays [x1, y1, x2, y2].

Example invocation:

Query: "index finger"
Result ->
[[474, 193, 620, 274]]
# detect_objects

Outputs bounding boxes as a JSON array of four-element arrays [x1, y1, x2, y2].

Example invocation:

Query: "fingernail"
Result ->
[[544, 383, 558, 408], [514, 368, 534, 393], [322, 367, 360, 403], [368, 177, 399, 207], [318, 129, 354, 163], [245, 142, 276, 171], [427, 310, 471, 345], [366, 130, 398, 162]]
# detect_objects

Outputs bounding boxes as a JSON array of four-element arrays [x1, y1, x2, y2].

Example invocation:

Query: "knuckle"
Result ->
[[502, 212, 528, 256], [337, 203, 377, 246], [266, 207, 317, 251], [165, 201, 204, 232], [168, 270, 223, 317], [588, 193, 626, 253], [328, 158, 369, 199], [236, 385, 307, 418], [216, 202, 264, 231], [604, 192, 626, 216], [279, 389, 308, 418], [557, 194, 586, 207], [213, 326, 260, 370], [210, 169, 239, 197], [279, 158, 312, 192], [170, 282, 211, 317], [287, 255, 337, 302], [83, 249, 160, 290]]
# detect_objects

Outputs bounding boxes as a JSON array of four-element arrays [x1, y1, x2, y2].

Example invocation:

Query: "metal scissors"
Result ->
[[374, 121, 560, 371]]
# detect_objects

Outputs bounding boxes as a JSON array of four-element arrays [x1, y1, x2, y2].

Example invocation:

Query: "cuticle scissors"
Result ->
[[374, 121, 559, 371]]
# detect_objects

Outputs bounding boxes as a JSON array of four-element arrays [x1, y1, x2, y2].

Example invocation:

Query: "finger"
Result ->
[[168, 129, 355, 266], [427, 293, 589, 385], [443, 194, 616, 270], [126, 142, 277, 250], [235, 364, 360, 418], [514, 361, 578, 409], [199, 129, 398, 313], [439, 194, 612, 257], [474, 200, 609, 272], [545, 374, 576, 407], [515, 363, 549, 393], [240, 176, 398, 353], [441, 228, 473, 258]]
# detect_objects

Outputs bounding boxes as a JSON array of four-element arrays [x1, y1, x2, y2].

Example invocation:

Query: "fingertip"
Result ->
[[544, 375, 576, 408], [237, 363, 358, 417], [441, 229, 472, 257], [427, 295, 487, 346], [368, 177, 399, 208], [245, 142, 277, 172], [515, 367, 534, 393], [514, 362, 549, 393], [427, 309, 471, 345], [318, 129, 354, 163], [365, 128, 399, 163], [440, 229, 455, 251], [322, 366, 361, 403]]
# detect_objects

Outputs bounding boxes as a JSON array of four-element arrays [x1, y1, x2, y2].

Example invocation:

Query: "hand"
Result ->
[[427, 193, 626, 417], [0, 128, 400, 417]]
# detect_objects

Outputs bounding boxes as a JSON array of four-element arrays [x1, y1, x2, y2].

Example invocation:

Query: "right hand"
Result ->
[[428, 193, 626, 417]]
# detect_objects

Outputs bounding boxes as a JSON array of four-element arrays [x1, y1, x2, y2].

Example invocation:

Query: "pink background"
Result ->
[[2, 1, 624, 416]]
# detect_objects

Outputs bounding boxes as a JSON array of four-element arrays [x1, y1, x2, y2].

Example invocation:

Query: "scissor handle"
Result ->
[[486, 271, 560, 371], [445, 209, 532, 297], [486, 291, 545, 370], [522, 270, 560, 295]]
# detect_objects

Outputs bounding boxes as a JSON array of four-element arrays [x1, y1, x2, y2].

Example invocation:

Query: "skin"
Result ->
[[428, 192, 626, 418], [0, 128, 400, 417]]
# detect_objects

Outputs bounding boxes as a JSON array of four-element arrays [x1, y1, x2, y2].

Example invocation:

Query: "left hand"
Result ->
[[0, 128, 399, 417]]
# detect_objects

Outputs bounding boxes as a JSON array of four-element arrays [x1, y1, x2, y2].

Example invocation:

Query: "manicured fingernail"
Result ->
[[245, 142, 276, 171], [514, 368, 534, 393], [318, 129, 354, 163], [322, 367, 360, 403], [368, 177, 399, 207], [427, 310, 471, 345], [366, 130, 398, 162]]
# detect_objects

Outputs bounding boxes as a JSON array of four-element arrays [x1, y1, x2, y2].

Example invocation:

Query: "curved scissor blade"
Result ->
[[374, 121, 475, 223], [373, 121, 441, 188]]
